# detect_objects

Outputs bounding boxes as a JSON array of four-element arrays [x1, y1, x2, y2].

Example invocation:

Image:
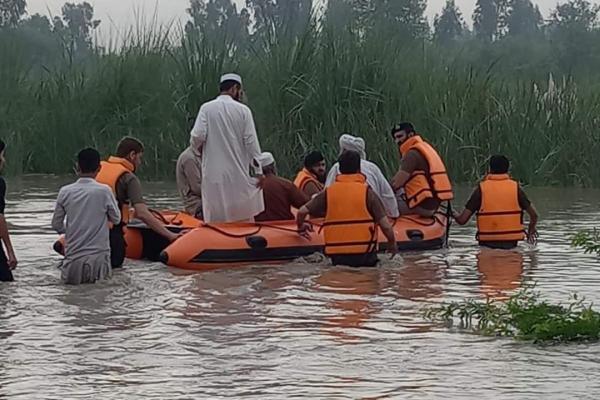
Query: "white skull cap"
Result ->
[[220, 73, 242, 85], [257, 152, 275, 167]]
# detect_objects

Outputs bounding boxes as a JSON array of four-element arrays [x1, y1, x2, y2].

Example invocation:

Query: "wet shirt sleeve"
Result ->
[[465, 186, 482, 213], [51, 187, 66, 234], [0, 177, 5, 214], [366, 188, 387, 222], [118, 173, 145, 205], [518, 187, 531, 210], [287, 180, 310, 209]]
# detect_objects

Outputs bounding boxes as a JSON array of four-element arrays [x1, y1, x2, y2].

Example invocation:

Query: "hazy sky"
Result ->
[[27, 0, 561, 33]]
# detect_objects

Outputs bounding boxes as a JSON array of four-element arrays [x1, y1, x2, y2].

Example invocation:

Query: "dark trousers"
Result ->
[[0, 247, 14, 282], [110, 226, 127, 268], [479, 241, 518, 250], [330, 253, 379, 267]]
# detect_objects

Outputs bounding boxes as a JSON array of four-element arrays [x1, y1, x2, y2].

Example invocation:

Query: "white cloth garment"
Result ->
[[339, 134, 367, 159], [190, 94, 264, 223], [328, 134, 399, 217]]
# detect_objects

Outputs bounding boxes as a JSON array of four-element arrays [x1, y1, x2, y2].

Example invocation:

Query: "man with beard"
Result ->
[[390, 122, 453, 217], [294, 151, 326, 197], [190, 73, 265, 223]]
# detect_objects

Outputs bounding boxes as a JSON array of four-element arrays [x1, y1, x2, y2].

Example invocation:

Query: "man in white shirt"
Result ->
[[190, 73, 265, 223], [52, 148, 121, 284], [325, 133, 400, 218]]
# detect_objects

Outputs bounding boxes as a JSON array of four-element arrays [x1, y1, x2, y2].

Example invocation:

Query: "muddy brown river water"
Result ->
[[1, 176, 599, 399]]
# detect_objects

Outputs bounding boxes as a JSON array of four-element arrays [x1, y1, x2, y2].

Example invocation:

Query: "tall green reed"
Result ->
[[1, 18, 600, 185]]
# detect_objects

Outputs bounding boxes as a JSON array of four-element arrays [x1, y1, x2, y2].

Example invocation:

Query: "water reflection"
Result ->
[[394, 257, 445, 301], [476, 249, 524, 300], [315, 267, 382, 343]]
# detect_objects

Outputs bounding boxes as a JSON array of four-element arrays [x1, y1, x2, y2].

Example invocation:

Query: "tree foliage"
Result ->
[[434, 0, 467, 44], [505, 0, 542, 37], [0, 0, 26, 27]]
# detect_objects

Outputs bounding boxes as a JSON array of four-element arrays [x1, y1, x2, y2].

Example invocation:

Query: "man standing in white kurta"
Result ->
[[190, 73, 265, 223]]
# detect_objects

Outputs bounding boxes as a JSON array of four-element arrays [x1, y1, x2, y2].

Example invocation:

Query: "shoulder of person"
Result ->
[[362, 159, 384, 173], [235, 101, 253, 116], [121, 171, 139, 184], [406, 148, 423, 159], [94, 180, 114, 193]]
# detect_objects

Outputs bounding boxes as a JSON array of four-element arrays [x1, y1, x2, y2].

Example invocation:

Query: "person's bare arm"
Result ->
[[453, 209, 474, 225], [134, 203, 179, 242], [525, 204, 539, 244], [391, 169, 410, 192], [378, 216, 397, 255], [296, 205, 313, 239]]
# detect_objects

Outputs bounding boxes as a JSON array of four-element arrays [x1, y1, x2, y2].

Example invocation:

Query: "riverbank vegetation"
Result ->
[[2, 0, 600, 184], [572, 230, 600, 255], [424, 287, 600, 343]]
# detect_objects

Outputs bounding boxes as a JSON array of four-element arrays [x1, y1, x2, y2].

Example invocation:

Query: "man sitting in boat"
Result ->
[[96, 137, 180, 268], [453, 155, 539, 249], [294, 151, 326, 198], [52, 148, 121, 284], [255, 152, 310, 222], [176, 145, 203, 218], [326, 133, 399, 218], [297, 150, 397, 267], [390, 122, 453, 217]]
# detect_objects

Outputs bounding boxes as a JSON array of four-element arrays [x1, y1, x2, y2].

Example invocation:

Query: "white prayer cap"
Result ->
[[220, 73, 242, 85], [339, 134, 366, 159], [257, 152, 275, 167]]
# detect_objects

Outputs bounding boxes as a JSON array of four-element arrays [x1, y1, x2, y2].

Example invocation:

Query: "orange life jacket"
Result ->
[[96, 156, 135, 225], [399, 135, 453, 208], [294, 168, 324, 193], [476, 174, 525, 242], [323, 174, 378, 256]]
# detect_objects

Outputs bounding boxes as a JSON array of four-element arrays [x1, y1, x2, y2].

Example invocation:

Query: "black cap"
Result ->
[[391, 122, 415, 137]]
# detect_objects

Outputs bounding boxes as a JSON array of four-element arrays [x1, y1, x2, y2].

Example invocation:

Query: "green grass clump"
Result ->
[[572, 229, 600, 255], [424, 287, 600, 343]]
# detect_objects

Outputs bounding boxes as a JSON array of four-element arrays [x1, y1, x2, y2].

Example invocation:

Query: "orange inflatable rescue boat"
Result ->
[[53, 210, 200, 261], [160, 213, 449, 271]]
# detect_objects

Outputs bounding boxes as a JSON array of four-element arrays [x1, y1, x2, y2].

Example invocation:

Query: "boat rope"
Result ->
[[444, 201, 453, 247], [202, 223, 262, 238], [255, 221, 322, 233]]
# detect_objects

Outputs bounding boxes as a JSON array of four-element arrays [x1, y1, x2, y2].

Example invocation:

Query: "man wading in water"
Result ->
[[52, 148, 121, 284], [96, 137, 180, 268], [453, 155, 539, 249]]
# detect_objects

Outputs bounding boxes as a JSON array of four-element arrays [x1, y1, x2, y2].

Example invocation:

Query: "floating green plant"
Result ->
[[572, 229, 600, 255], [424, 287, 600, 343]]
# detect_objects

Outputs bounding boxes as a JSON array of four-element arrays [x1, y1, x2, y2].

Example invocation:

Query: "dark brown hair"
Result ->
[[116, 137, 144, 158]]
